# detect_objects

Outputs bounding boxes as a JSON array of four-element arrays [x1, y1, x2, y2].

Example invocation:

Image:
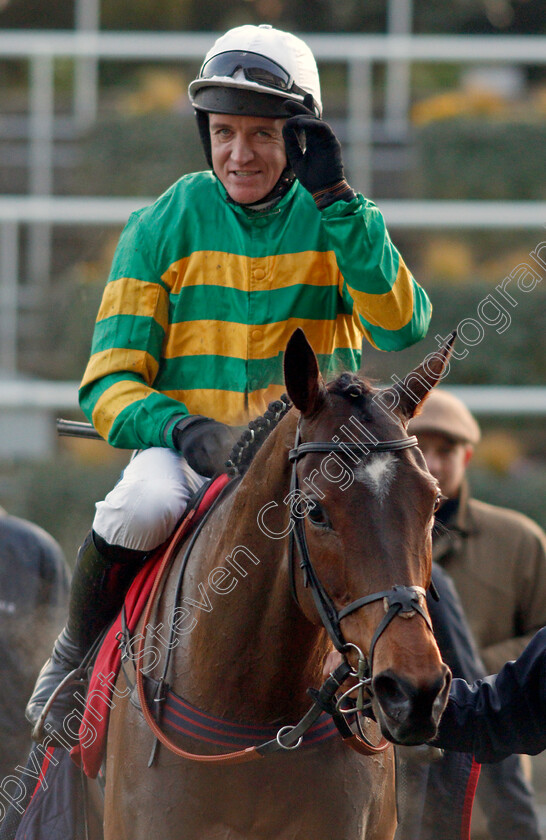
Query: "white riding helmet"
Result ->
[[188, 24, 322, 119]]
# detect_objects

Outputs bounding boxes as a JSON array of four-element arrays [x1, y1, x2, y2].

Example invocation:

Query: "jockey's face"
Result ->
[[209, 113, 287, 204], [417, 432, 474, 502]]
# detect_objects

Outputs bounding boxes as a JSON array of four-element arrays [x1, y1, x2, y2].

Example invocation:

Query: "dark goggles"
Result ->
[[199, 50, 306, 97]]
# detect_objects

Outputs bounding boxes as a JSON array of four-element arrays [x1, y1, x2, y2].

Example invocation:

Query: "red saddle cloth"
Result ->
[[70, 473, 230, 779]]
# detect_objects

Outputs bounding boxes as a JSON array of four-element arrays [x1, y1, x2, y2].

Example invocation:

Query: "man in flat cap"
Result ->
[[410, 388, 546, 671], [407, 389, 546, 840]]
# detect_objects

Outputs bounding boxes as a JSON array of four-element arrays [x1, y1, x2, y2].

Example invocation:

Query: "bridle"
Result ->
[[288, 420, 433, 678]]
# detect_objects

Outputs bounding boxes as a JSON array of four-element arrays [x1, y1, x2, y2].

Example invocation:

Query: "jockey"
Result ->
[[26, 24, 432, 739]]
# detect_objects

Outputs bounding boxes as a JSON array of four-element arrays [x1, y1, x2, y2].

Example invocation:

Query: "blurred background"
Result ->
[[0, 4, 545, 595], [0, 0, 545, 833]]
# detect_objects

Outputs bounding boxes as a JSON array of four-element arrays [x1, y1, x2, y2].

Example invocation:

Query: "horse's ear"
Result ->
[[376, 331, 457, 424], [284, 328, 327, 417]]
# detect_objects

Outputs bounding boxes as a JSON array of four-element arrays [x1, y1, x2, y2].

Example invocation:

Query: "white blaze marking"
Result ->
[[354, 453, 396, 502]]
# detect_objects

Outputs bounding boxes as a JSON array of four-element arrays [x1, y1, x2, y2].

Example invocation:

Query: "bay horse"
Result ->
[[103, 329, 454, 840]]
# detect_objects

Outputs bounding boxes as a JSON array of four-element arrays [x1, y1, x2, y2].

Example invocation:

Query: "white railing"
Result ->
[[0, 380, 544, 417], [2, 195, 546, 226]]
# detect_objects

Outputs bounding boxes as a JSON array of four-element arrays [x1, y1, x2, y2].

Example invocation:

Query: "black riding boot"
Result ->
[[25, 531, 146, 743]]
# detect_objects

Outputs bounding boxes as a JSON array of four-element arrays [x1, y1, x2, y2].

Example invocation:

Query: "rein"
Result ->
[[134, 421, 430, 764]]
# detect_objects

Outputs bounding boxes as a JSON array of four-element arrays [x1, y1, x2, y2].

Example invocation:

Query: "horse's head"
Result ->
[[283, 328, 453, 745]]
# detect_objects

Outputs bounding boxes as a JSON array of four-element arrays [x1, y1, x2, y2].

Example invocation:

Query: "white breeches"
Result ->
[[92, 447, 207, 552]]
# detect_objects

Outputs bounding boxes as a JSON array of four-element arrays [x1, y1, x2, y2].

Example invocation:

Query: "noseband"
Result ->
[[288, 422, 433, 675]]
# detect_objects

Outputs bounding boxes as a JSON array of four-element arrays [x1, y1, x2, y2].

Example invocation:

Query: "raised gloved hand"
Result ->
[[172, 415, 239, 478], [282, 94, 356, 209]]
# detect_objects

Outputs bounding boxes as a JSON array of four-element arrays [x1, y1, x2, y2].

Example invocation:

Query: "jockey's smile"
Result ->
[[209, 113, 288, 205]]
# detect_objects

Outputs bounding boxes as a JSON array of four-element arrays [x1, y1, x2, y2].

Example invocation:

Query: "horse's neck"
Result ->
[[171, 418, 329, 722]]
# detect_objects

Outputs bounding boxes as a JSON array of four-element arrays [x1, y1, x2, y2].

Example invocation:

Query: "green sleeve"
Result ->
[[321, 195, 432, 351], [78, 213, 189, 450]]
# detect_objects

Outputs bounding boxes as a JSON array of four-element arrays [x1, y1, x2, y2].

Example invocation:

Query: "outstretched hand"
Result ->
[[282, 94, 356, 208]]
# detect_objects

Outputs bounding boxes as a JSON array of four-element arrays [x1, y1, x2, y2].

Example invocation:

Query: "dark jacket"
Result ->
[[433, 483, 546, 673], [435, 627, 546, 763], [0, 510, 69, 775]]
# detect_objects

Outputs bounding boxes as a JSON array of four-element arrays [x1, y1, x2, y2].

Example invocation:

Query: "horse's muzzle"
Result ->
[[371, 665, 451, 745]]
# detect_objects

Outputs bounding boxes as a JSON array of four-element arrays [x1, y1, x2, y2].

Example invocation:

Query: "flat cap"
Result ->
[[408, 389, 481, 445]]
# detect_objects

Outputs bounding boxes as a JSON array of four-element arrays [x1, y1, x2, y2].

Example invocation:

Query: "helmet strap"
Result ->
[[195, 110, 213, 168], [225, 166, 296, 209]]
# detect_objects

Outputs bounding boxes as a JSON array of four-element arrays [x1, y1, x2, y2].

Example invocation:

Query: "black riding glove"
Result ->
[[282, 94, 357, 210], [172, 415, 238, 478]]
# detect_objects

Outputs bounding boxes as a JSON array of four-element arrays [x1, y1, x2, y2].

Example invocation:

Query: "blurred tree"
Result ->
[[413, 0, 544, 34], [1, 0, 544, 34], [360, 283, 546, 387], [0, 0, 73, 27], [72, 110, 204, 195], [413, 120, 546, 201], [101, 0, 192, 30]]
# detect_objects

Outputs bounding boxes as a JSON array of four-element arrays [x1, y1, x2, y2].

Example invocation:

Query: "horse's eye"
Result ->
[[433, 494, 445, 512], [307, 500, 331, 529]]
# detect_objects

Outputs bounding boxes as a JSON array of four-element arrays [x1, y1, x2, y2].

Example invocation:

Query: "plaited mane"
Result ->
[[226, 395, 292, 478], [226, 373, 376, 478]]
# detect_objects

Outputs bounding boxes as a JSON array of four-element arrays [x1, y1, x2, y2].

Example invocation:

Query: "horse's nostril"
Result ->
[[372, 669, 450, 744], [373, 674, 411, 722]]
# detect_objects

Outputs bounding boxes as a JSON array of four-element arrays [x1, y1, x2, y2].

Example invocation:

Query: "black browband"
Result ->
[[289, 437, 419, 461]]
